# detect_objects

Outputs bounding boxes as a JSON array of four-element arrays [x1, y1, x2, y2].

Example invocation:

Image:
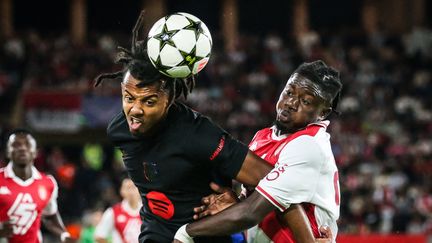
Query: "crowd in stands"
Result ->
[[0, 25, 432, 239]]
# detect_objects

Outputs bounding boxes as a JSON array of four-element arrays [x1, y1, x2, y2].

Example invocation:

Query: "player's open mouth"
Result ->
[[278, 110, 291, 122], [130, 117, 143, 131]]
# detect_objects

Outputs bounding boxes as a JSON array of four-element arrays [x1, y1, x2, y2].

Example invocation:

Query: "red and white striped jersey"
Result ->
[[0, 162, 58, 243], [249, 121, 340, 243], [95, 200, 142, 243]]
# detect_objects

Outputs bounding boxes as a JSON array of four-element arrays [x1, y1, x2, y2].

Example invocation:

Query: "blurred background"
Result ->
[[0, 0, 431, 242]]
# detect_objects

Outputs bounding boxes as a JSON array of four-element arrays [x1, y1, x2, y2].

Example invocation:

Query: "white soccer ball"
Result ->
[[147, 12, 212, 78]]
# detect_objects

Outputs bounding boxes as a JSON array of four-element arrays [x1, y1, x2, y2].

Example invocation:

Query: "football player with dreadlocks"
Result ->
[[95, 11, 329, 243], [174, 60, 343, 243]]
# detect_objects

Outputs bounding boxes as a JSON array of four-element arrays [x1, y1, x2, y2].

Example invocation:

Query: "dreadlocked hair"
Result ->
[[94, 10, 195, 101], [294, 60, 343, 115]]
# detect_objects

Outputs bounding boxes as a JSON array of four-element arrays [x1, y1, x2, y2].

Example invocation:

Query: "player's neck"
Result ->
[[128, 200, 140, 210], [12, 163, 33, 181]]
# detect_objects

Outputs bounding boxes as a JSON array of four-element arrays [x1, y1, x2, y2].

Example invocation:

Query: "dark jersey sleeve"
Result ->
[[184, 113, 249, 179]]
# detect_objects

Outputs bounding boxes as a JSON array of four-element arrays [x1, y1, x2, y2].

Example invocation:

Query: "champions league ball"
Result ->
[[147, 12, 212, 78]]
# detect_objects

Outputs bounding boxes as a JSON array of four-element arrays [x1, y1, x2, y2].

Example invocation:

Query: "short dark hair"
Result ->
[[7, 128, 34, 139], [294, 60, 343, 114], [5, 128, 37, 154], [94, 11, 195, 101]]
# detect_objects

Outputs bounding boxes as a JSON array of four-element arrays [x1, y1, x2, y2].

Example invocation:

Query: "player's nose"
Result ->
[[285, 97, 299, 112], [130, 102, 144, 115]]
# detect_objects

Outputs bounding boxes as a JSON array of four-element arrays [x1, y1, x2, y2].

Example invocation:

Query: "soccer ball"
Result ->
[[147, 12, 212, 78]]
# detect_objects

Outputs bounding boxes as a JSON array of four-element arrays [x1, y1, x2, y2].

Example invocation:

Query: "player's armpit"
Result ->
[[235, 151, 273, 186]]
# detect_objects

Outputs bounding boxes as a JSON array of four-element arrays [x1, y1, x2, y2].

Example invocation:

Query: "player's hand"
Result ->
[[0, 220, 13, 237], [315, 225, 333, 243], [173, 240, 182, 243], [193, 182, 238, 220], [60, 232, 77, 243]]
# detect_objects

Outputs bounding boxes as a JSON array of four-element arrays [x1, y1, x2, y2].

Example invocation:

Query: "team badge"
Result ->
[[143, 161, 159, 182], [38, 186, 47, 200]]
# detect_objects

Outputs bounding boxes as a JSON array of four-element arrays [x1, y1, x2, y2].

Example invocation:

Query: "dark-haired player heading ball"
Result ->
[[95, 11, 325, 243]]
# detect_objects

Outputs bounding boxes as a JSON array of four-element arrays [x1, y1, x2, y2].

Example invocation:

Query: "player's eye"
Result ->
[[145, 100, 157, 106], [302, 99, 311, 105], [124, 96, 134, 103]]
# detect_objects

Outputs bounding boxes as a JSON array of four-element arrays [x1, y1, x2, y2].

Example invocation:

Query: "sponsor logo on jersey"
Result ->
[[38, 186, 47, 201], [8, 193, 38, 235], [146, 191, 174, 220], [210, 135, 225, 160]]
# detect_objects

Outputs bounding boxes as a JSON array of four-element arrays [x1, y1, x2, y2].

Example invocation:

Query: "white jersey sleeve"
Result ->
[[42, 175, 59, 216], [256, 135, 324, 212], [94, 207, 115, 239]]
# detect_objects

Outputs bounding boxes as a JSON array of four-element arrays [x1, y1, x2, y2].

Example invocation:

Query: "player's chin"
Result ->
[[129, 127, 145, 136], [274, 120, 290, 132]]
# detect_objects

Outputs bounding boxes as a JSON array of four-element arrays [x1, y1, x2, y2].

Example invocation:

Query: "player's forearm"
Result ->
[[187, 200, 258, 236], [43, 213, 68, 236], [187, 192, 270, 237], [279, 204, 316, 243]]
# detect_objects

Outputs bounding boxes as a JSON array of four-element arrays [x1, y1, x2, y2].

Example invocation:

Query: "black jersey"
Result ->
[[107, 102, 248, 243]]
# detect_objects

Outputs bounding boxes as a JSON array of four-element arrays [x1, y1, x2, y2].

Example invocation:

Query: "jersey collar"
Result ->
[[5, 162, 42, 186], [270, 120, 330, 140]]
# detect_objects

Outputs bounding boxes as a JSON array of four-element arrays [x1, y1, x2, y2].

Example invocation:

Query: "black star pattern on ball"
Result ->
[[153, 22, 179, 49], [183, 16, 205, 40]]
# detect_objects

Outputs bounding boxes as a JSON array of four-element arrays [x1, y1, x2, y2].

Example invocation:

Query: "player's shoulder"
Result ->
[[112, 202, 123, 211], [170, 102, 217, 131], [289, 122, 329, 144], [39, 172, 58, 187], [0, 167, 5, 178], [170, 102, 204, 123], [256, 127, 273, 137]]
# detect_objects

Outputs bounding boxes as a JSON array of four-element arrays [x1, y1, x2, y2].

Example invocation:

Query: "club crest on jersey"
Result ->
[[143, 161, 159, 182], [38, 186, 47, 200]]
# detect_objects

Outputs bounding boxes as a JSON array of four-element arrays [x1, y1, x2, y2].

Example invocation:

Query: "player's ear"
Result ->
[[319, 107, 332, 120], [5, 137, 13, 159], [29, 136, 38, 158], [6, 147, 11, 159]]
